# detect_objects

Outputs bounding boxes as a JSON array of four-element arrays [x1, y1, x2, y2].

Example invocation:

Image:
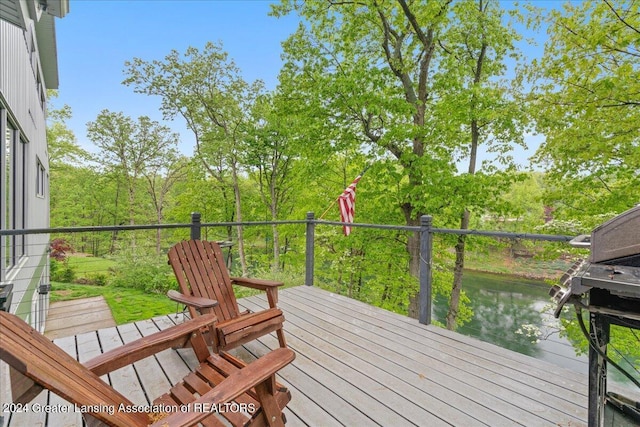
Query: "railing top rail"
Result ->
[[0, 216, 574, 242], [312, 219, 421, 232], [311, 219, 574, 242], [430, 227, 573, 242], [0, 220, 309, 236], [0, 223, 193, 236]]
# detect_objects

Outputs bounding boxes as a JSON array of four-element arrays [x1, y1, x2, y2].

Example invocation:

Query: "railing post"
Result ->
[[190, 212, 202, 240], [305, 212, 315, 286], [419, 215, 433, 325]]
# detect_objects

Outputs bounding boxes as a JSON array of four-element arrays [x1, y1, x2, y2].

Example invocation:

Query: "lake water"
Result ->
[[433, 271, 590, 374], [433, 271, 640, 390]]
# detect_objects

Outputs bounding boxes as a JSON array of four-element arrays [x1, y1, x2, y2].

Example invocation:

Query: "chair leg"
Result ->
[[255, 376, 285, 427], [276, 328, 286, 348]]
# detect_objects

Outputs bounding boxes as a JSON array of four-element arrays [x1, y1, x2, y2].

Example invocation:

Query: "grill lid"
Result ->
[[551, 205, 640, 317], [590, 205, 640, 263]]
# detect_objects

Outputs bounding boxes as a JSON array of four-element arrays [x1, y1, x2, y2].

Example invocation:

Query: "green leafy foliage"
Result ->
[[108, 257, 177, 295], [560, 309, 640, 375], [272, 0, 531, 329], [86, 110, 180, 229], [530, 0, 640, 221], [50, 259, 76, 283]]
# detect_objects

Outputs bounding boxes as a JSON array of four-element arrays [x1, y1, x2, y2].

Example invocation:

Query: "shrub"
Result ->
[[50, 238, 74, 261], [92, 273, 108, 287], [50, 239, 78, 283], [50, 259, 77, 283], [50, 258, 59, 279], [109, 259, 177, 294]]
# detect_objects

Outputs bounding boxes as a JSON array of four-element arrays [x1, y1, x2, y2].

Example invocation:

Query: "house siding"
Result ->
[[1, 2, 67, 417], [1, 19, 49, 145], [0, 16, 52, 326]]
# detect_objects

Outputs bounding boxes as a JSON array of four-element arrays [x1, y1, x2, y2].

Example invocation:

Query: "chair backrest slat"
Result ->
[[0, 311, 148, 427], [168, 240, 240, 322]]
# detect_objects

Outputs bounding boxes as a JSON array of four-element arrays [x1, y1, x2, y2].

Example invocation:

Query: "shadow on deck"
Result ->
[[6, 286, 588, 426]]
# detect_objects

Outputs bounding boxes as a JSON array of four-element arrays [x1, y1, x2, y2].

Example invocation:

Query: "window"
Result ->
[[1, 113, 26, 277], [36, 157, 45, 198], [3, 120, 15, 272]]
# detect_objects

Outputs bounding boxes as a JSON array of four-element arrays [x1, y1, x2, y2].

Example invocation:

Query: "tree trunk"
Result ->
[[447, 210, 469, 329], [231, 164, 248, 276], [272, 221, 280, 273], [155, 204, 163, 256], [403, 205, 422, 318], [270, 179, 280, 272], [445, 2, 487, 329], [110, 179, 122, 254], [446, 109, 481, 329], [127, 177, 137, 252]]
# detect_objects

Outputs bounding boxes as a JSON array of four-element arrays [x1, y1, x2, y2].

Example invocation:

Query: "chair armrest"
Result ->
[[231, 277, 284, 290], [84, 314, 218, 377], [149, 348, 296, 427], [167, 289, 219, 309]]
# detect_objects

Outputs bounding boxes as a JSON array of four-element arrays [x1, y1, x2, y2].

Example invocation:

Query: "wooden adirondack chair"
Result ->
[[0, 310, 295, 427], [167, 240, 287, 352]]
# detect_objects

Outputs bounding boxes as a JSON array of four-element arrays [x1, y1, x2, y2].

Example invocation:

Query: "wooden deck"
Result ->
[[44, 296, 116, 340], [6, 286, 588, 426]]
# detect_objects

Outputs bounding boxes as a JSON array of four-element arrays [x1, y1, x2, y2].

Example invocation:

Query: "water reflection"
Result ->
[[433, 271, 589, 373]]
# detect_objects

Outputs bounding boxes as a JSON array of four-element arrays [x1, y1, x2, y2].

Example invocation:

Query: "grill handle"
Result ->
[[570, 234, 591, 248]]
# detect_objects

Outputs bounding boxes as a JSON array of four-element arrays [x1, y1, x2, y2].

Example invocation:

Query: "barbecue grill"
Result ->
[[550, 205, 640, 427]]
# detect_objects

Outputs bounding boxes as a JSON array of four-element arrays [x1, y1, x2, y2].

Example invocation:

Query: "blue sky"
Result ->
[[53, 0, 550, 166], [55, 0, 299, 154]]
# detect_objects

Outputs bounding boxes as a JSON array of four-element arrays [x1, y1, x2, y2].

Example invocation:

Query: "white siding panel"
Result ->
[[1, 19, 50, 225], [0, 20, 47, 147]]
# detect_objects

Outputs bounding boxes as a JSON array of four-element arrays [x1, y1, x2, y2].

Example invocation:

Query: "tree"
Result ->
[[273, 0, 527, 328], [144, 152, 188, 254], [530, 0, 640, 220], [165, 160, 237, 241], [86, 111, 179, 227], [501, 172, 545, 229], [47, 93, 120, 255], [435, 0, 528, 328], [123, 42, 264, 276], [46, 91, 90, 169], [272, 0, 452, 300], [245, 93, 299, 272]]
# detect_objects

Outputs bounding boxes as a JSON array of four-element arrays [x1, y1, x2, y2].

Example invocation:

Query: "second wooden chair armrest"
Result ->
[[231, 277, 283, 309], [167, 289, 219, 309], [230, 277, 284, 290]]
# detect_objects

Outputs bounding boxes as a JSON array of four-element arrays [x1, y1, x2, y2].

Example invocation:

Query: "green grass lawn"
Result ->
[[66, 255, 118, 274], [51, 282, 179, 324], [52, 254, 179, 324]]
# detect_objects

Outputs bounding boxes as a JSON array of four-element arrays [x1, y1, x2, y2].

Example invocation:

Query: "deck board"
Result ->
[[6, 286, 588, 427], [44, 296, 116, 340], [326, 286, 588, 395], [242, 290, 577, 426], [283, 286, 587, 422], [48, 335, 84, 427]]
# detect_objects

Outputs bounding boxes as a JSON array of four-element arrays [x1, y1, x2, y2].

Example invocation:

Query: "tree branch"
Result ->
[[603, 0, 640, 36], [375, 3, 418, 105], [396, 0, 430, 46]]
